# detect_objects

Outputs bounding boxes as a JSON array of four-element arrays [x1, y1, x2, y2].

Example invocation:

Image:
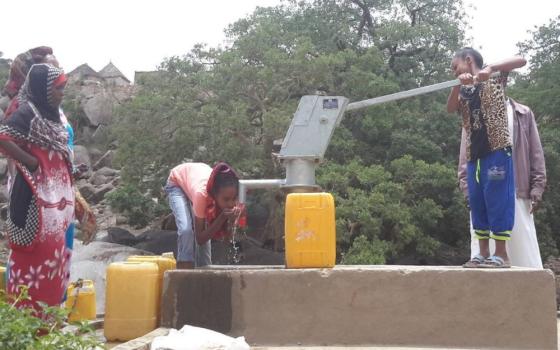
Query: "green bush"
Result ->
[[341, 235, 388, 264], [0, 287, 102, 350], [106, 184, 167, 228]]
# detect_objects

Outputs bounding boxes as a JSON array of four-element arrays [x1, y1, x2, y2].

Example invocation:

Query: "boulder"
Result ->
[[78, 183, 96, 200], [115, 215, 128, 226], [104, 226, 138, 246], [211, 237, 284, 265], [100, 228, 179, 258], [94, 229, 108, 241], [73, 145, 91, 169], [161, 213, 178, 231], [74, 80, 103, 99], [95, 167, 119, 177], [83, 92, 113, 126], [88, 148, 104, 163], [90, 183, 114, 204], [91, 124, 111, 144], [133, 230, 178, 256], [111, 177, 120, 187], [79, 126, 95, 144], [89, 173, 109, 186], [93, 150, 114, 170]]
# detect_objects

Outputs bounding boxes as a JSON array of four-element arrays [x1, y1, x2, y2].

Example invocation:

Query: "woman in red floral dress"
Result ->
[[0, 63, 74, 311]]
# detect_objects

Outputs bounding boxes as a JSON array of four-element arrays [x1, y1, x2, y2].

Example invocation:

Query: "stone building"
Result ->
[[65, 62, 133, 134], [67, 63, 103, 85], [98, 62, 130, 87]]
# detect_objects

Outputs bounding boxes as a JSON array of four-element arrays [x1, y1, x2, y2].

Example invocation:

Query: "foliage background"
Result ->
[[1, 2, 558, 265], [109, 2, 560, 264]]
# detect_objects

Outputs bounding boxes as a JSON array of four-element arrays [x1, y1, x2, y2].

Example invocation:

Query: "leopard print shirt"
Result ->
[[459, 73, 511, 161]]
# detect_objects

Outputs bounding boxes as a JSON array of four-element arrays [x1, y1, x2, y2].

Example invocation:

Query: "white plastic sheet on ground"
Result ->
[[150, 325, 250, 350]]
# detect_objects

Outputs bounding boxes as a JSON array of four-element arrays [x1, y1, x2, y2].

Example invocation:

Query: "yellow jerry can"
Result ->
[[127, 255, 176, 286], [66, 279, 96, 322], [104, 262, 159, 341], [161, 252, 176, 261], [284, 192, 336, 268], [126, 255, 176, 321]]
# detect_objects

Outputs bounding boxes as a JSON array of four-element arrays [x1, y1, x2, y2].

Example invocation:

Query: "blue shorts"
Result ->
[[467, 148, 515, 241]]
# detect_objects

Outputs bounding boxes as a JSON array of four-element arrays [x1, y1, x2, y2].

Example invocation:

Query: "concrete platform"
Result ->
[[161, 265, 558, 349]]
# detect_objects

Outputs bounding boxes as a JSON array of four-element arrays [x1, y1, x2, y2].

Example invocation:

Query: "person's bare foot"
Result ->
[[479, 239, 491, 258], [493, 240, 510, 266]]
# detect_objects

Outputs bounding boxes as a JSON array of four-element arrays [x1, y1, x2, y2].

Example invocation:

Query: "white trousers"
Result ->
[[470, 198, 543, 269]]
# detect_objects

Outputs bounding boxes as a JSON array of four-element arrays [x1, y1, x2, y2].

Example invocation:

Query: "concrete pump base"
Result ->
[[161, 265, 557, 349]]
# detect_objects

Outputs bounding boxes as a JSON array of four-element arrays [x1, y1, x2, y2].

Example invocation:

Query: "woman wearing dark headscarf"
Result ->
[[2, 46, 53, 119], [0, 63, 74, 311], [3, 48, 97, 247], [2, 47, 56, 195]]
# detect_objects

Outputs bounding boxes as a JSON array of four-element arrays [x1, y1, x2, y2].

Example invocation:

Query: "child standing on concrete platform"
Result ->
[[447, 47, 526, 268]]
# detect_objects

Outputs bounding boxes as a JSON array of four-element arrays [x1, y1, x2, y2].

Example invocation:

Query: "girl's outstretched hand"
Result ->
[[458, 73, 474, 85], [475, 67, 493, 83]]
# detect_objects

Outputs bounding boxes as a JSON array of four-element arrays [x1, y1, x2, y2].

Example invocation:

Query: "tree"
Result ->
[[510, 15, 560, 259], [514, 15, 560, 118]]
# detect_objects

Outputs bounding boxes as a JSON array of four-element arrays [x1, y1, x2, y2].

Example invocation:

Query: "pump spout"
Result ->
[[239, 179, 286, 203]]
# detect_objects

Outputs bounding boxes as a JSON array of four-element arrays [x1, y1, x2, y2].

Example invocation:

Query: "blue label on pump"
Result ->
[[322, 98, 338, 109]]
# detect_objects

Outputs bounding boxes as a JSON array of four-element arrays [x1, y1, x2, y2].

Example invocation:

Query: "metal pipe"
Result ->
[[284, 158, 316, 188], [239, 179, 285, 203], [238, 74, 504, 203], [346, 72, 501, 112]]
